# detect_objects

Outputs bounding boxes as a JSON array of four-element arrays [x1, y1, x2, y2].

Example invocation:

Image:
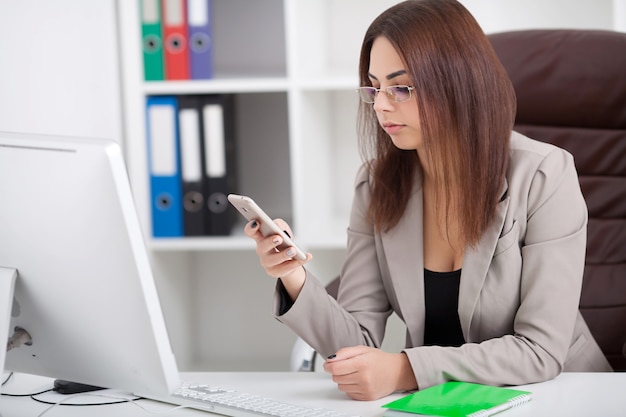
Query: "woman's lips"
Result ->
[[382, 122, 404, 134]]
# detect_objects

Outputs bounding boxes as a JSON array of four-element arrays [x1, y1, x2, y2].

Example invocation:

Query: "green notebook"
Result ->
[[382, 381, 532, 417]]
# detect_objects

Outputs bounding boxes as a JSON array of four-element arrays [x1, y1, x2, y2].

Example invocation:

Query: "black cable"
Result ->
[[1, 389, 54, 398], [30, 394, 144, 406], [2, 371, 13, 386], [2, 372, 53, 397], [1, 376, 142, 406], [1, 373, 145, 413]]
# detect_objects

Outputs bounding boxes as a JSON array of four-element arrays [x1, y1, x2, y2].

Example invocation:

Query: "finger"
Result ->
[[329, 365, 359, 382], [327, 345, 370, 362], [332, 370, 380, 401], [263, 252, 311, 277], [332, 374, 375, 401], [245, 218, 296, 252], [258, 244, 292, 268], [256, 238, 308, 273], [343, 389, 373, 401], [256, 235, 305, 262], [244, 219, 264, 240], [272, 218, 296, 239], [256, 233, 284, 257], [335, 380, 360, 395], [272, 218, 290, 231], [324, 346, 374, 378], [324, 355, 359, 377]]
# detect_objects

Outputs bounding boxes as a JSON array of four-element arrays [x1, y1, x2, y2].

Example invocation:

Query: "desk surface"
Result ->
[[1, 371, 625, 417]]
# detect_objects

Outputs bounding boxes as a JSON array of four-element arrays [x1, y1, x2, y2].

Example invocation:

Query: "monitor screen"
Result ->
[[0, 131, 180, 396]]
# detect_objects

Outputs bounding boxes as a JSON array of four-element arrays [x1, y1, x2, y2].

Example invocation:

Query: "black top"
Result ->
[[423, 268, 465, 347]]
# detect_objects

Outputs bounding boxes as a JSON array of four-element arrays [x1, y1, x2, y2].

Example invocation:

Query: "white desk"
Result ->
[[1, 371, 625, 417]]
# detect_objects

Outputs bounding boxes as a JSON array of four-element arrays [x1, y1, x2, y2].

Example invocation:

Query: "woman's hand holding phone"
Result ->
[[229, 194, 312, 300]]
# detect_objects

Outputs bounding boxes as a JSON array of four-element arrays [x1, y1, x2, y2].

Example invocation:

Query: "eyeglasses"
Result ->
[[357, 85, 415, 103]]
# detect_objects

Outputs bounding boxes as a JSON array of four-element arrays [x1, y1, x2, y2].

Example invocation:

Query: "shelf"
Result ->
[[142, 74, 360, 96], [149, 235, 254, 252], [142, 77, 290, 95], [147, 217, 348, 253]]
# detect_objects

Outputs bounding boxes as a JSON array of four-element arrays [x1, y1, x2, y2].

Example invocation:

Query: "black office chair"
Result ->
[[489, 29, 626, 371]]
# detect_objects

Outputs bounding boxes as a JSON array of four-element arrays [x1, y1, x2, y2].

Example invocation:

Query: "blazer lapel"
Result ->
[[380, 174, 425, 346], [379, 175, 510, 346], [458, 180, 510, 342]]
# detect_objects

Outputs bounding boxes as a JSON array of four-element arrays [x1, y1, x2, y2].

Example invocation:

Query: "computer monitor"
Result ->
[[0, 131, 180, 397]]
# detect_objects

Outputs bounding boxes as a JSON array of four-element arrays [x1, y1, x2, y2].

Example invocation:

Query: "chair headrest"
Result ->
[[488, 29, 626, 128]]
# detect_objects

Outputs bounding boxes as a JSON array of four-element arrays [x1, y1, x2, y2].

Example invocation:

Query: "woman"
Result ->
[[244, 0, 611, 401]]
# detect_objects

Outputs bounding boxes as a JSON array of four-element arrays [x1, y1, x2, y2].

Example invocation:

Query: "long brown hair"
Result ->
[[357, 0, 516, 247]]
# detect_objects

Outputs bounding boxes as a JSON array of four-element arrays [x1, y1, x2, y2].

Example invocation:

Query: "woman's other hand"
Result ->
[[324, 345, 418, 401]]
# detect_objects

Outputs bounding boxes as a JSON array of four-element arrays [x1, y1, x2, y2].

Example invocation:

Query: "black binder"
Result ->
[[177, 95, 207, 236], [200, 94, 237, 236]]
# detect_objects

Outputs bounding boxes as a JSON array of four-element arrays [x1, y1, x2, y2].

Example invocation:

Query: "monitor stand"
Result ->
[[0, 267, 17, 395], [53, 379, 104, 394], [1, 267, 104, 399]]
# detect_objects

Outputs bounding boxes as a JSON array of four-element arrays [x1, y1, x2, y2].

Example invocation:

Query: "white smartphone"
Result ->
[[227, 194, 307, 261]]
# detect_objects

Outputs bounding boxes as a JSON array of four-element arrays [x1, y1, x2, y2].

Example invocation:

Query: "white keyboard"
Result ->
[[167, 382, 359, 417]]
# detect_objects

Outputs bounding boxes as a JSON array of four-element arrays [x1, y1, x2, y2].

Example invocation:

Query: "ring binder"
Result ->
[[200, 94, 236, 236], [162, 0, 190, 80], [178, 95, 207, 236], [140, 0, 165, 81], [187, 0, 213, 79], [146, 96, 184, 237]]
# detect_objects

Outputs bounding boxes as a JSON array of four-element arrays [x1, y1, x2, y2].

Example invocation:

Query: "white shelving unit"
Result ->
[[115, 0, 620, 371], [116, 0, 397, 371]]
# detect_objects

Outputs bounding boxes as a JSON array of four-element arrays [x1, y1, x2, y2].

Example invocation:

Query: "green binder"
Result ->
[[140, 0, 165, 81], [382, 381, 532, 417]]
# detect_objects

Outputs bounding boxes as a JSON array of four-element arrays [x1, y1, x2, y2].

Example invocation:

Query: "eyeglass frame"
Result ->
[[356, 85, 415, 103]]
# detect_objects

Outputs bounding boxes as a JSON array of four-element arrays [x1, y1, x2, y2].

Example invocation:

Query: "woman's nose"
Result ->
[[372, 89, 394, 112]]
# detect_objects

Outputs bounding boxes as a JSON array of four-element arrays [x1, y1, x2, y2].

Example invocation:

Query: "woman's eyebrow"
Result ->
[[368, 69, 407, 81], [386, 70, 407, 80]]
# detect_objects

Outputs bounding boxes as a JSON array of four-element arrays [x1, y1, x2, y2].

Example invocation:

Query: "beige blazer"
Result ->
[[275, 131, 612, 389]]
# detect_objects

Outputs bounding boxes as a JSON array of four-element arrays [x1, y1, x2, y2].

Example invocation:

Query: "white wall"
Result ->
[[0, 0, 123, 142], [460, 0, 617, 33], [615, 0, 626, 31]]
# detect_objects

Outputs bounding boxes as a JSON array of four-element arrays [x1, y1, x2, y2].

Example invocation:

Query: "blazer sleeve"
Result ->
[[404, 146, 589, 388], [273, 164, 393, 357]]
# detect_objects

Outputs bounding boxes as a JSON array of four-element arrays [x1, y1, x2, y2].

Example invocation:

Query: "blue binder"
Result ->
[[145, 96, 184, 237]]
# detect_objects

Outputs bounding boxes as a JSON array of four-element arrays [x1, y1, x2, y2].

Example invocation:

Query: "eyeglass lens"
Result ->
[[358, 86, 412, 103]]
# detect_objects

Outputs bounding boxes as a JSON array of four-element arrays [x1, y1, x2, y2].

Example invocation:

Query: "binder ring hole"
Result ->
[[191, 33, 211, 52], [183, 191, 204, 212], [156, 193, 172, 210], [143, 34, 161, 53], [166, 34, 186, 53], [208, 193, 228, 213]]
